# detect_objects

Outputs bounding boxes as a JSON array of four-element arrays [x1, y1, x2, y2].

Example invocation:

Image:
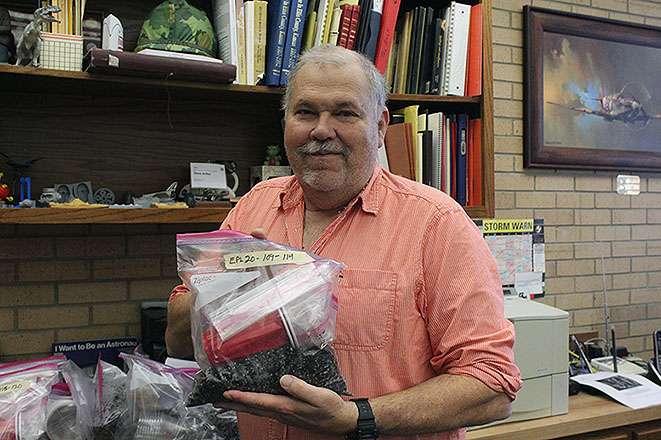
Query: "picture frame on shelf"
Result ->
[[524, 7, 661, 172]]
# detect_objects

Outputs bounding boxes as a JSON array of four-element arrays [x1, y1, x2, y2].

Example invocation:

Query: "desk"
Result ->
[[467, 393, 661, 440]]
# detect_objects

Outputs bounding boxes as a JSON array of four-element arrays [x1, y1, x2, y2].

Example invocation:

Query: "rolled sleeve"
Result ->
[[421, 209, 522, 400]]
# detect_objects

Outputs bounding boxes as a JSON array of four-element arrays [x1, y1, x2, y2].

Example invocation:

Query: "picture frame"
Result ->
[[524, 7, 661, 172]]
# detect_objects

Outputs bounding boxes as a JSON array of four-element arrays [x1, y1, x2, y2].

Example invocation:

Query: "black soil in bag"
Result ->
[[187, 345, 348, 406]]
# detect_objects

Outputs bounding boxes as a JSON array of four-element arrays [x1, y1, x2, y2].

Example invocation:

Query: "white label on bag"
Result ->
[[224, 251, 313, 269], [0, 380, 30, 395], [191, 271, 261, 312]]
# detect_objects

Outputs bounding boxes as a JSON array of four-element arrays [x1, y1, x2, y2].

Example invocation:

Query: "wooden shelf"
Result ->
[[0, 64, 482, 108], [0, 207, 230, 224]]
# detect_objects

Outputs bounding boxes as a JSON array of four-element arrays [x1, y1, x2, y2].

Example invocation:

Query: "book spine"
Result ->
[[346, 4, 360, 50], [361, 0, 383, 61], [455, 113, 467, 205], [280, 0, 309, 86], [337, 4, 352, 48], [254, 1, 267, 84], [373, 0, 400, 74], [263, 0, 291, 85]]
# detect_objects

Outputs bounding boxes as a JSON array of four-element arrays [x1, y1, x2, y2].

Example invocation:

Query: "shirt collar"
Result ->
[[278, 166, 383, 215]]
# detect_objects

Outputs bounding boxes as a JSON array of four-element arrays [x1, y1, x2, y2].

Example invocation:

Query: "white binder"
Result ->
[[440, 2, 471, 96]]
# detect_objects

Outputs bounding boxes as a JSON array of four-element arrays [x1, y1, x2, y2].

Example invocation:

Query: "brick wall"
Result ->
[[0, 223, 216, 361], [493, 0, 661, 359]]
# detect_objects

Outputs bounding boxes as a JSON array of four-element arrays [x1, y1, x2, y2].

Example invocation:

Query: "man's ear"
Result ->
[[377, 107, 389, 145]]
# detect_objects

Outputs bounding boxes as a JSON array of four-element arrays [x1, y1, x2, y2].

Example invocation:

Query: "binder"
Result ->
[[440, 1, 471, 96], [455, 113, 468, 205]]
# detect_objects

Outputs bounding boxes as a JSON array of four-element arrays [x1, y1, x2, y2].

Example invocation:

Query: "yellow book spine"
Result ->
[[254, 1, 267, 84], [237, 4, 247, 84], [302, 11, 317, 50]]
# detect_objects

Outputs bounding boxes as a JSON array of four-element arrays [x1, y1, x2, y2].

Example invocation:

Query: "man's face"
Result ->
[[283, 63, 388, 196]]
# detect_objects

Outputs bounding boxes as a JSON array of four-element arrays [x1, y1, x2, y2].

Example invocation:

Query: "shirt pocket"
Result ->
[[333, 268, 398, 351]]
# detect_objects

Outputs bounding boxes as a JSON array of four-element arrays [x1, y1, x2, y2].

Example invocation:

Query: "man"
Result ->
[[166, 45, 520, 439]]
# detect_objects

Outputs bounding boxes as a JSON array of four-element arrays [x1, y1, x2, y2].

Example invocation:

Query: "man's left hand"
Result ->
[[216, 375, 358, 435]]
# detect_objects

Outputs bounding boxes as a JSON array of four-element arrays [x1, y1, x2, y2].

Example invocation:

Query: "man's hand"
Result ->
[[216, 375, 358, 435]]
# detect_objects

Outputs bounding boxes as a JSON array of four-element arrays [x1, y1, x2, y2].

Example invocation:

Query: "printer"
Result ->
[[503, 296, 569, 423]]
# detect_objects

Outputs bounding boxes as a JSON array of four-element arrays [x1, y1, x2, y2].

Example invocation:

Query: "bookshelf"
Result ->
[[0, 0, 493, 223]]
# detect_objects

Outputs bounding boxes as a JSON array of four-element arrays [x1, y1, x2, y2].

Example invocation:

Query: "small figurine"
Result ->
[[15, 5, 60, 67], [263, 145, 283, 166]]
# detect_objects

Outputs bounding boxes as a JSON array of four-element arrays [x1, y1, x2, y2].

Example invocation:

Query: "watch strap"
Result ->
[[346, 398, 379, 439]]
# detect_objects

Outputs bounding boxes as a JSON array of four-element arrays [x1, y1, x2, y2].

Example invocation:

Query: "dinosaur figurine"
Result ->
[[15, 5, 61, 67]]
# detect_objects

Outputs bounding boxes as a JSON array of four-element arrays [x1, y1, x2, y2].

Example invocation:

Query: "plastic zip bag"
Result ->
[[0, 362, 61, 440], [177, 230, 347, 406], [118, 353, 238, 440]]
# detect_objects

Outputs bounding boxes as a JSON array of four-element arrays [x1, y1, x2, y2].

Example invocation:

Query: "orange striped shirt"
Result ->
[[172, 167, 521, 440]]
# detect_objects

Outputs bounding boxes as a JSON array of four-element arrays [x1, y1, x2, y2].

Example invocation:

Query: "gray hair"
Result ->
[[281, 45, 388, 120]]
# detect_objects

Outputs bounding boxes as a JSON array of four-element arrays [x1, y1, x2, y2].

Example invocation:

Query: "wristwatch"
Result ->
[[345, 398, 379, 439]]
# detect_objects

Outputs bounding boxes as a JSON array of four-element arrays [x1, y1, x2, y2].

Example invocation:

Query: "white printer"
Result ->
[[503, 296, 569, 423]]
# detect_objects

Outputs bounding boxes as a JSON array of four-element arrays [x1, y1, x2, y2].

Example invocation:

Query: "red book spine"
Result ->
[[465, 3, 483, 97], [373, 0, 401, 74], [346, 5, 361, 50], [337, 4, 353, 48]]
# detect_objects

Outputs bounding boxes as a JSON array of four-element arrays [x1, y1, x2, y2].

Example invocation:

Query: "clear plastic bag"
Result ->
[[0, 362, 61, 440], [118, 353, 238, 440], [176, 230, 347, 406], [60, 361, 95, 440], [93, 360, 128, 439], [44, 388, 82, 440]]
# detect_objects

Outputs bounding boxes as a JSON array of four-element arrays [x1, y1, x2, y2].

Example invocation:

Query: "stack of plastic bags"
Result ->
[[176, 230, 347, 406], [0, 353, 238, 440]]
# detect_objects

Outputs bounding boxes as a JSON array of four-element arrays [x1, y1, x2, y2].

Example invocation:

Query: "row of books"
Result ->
[[212, 0, 481, 92], [38, 0, 86, 36], [382, 106, 482, 207], [385, 2, 482, 96]]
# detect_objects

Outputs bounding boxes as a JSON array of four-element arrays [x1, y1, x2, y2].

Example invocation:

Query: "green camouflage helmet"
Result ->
[[136, 0, 217, 58]]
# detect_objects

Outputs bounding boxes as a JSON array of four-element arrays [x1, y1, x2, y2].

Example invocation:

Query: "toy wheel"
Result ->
[[94, 187, 115, 205]]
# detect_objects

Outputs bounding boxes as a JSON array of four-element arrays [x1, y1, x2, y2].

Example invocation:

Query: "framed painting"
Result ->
[[524, 7, 661, 171]]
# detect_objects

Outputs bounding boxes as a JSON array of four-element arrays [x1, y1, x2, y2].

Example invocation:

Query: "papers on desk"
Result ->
[[571, 372, 661, 409]]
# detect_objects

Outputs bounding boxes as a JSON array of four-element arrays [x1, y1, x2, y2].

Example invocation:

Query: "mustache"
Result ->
[[297, 140, 349, 156]]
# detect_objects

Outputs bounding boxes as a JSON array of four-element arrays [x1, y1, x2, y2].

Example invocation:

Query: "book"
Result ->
[[237, 3, 247, 84], [346, 4, 361, 50], [84, 48, 237, 83], [440, 1, 471, 96], [302, 8, 318, 49], [393, 105, 420, 182], [263, 0, 291, 85], [419, 7, 435, 94], [245, 0, 267, 85], [313, 0, 331, 46], [467, 118, 482, 207], [384, 122, 414, 180], [430, 17, 444, 94], [328, 4, 342, 45], [373, 0, 401, 75], [212, 0, 243, 83], [455, 113, 467, 205], [254, 0, 267, 84], [428, 111, 443, 190], [337, 4, 352, 47], [393, 12, 412, 94], [359, 0, 383, 61], [465, 3, 482, 97], [280, 0, 310, 85]]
